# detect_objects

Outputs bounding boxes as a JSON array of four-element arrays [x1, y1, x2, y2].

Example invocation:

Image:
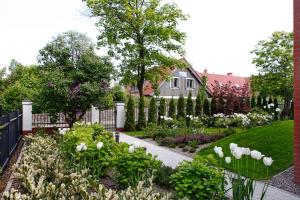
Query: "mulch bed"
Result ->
[[0, 139, 24, 196]]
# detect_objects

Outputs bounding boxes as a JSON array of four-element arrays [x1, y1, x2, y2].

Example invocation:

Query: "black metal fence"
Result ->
[[0, 111, 22, 171], [99, 108, 116, 131]]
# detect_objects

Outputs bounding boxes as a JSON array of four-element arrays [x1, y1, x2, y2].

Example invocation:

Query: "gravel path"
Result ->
[[269, 166, 300, 196]]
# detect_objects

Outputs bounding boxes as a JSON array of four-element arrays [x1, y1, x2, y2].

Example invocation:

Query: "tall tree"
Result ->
[[251, 96, 256, 108], [158, 98, 166, 125], [203, 98, 210, 115], [136, 96, 146, 130], [148, 97, 157, 124], [251, 31, 293, 119], [85, 0, 187, 97], [125, 96, 135, 131], [195, 76, 207, 116], [257, 96, 262, 108], [186, 91, 194, 116], [38, 31, 113, 127], [168, 97, 176, 119], [177, 94, 185, 119]]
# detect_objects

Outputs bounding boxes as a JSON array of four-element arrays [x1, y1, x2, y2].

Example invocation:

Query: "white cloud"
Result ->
[[0, 0, 293, 77]]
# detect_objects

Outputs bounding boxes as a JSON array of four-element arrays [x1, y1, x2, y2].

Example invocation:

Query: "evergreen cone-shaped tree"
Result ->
[[251, 96, 256, 108], [158, 98, 166, 125], [124, 96, 135, 131], [136, 96, 146, 130], [274, 98, 279, 121], [148, 97, 157, 124], [195, 91, 202, 116], [177, 94, 185, 119], [268, 97, 273, 105], [257, 96, 262, 108], [211, 97, 217, 115], [262, 97, 268, 112], [186, 91, 194, 116], [290, 101, 294, 120], [203, 98, 210, 115], [168, 97, 176, 119]]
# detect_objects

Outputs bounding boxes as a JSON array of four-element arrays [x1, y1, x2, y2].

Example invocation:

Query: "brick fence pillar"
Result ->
[[294, 0, 300, 184], [91, 105, 100, 124], [22, 100, 32, 135]]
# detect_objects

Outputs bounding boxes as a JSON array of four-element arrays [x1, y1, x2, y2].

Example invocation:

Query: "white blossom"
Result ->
[[96, 142, 103, 150], [128, 146, 135, 153], [263, 157, 274, 166], [250, 150, 264, 160], [225, 157, 231, 164]]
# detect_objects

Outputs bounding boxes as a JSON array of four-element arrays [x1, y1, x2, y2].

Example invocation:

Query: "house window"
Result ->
[[171, 77, 180, 89], [186, 78, 195, 89]]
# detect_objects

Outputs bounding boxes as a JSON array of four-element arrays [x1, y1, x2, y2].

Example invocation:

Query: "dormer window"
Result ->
[[186, 78, 195, 89], [171, 77, 180, 89]]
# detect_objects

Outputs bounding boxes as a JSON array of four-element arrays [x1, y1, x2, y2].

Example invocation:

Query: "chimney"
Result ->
[[227, 72, 233, 76], [204, 68, 208, 73]]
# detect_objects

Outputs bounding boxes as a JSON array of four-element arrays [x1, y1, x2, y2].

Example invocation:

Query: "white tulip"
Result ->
[[76, 145, 82, 152], [96, 142, 104, 150], [225, 157, 231, 164], [218, 151, 224, 158], [250, 150, 264, 160], [214, 146, 222, 154], [128, 146, 135, 153], [232, 147, 243, 159], [230, 143, 238, 151], [263, 157, 274, 166], [82, 144, 87, 151], [242, 147, 251, 156], [276, 108, 281, 112]]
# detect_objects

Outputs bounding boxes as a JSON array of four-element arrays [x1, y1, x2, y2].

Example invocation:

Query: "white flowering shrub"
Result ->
[[3, 135, 171, 200]]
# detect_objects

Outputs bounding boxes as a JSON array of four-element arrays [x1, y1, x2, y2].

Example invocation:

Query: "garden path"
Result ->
[[119, 133, 300, 200]]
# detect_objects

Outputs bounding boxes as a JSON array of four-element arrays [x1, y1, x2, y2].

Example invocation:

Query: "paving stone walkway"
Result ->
[[119, 133, 300, 200]]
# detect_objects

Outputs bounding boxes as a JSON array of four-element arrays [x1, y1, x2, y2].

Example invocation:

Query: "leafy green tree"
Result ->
[[177, 94, 185, 119], [136, 96, 146, 130], [111, 85, 125, 102], [38, 31, 113, 127], [158, 98, 166, 125], [168, 97, 176, 119], [251, 31, 293, 119], [85, 0, 187, 97], [125, 96, 135, 131], [148, 97, 157, 124], [203, 98, 210, 115], [256, 96, 262, 108], [251, 96, 256, 108]]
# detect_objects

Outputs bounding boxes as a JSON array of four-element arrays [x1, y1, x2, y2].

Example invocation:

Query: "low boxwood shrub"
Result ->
[[189, 147, 196, 153], [113, 145, 161, 188], [170, 155, 224, 199], [155, 165, 174, 189]]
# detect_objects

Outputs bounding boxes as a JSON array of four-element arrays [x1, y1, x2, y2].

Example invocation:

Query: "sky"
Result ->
[[0, 0, 293, 77]]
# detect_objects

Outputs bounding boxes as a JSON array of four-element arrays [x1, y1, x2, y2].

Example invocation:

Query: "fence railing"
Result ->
[[0, 111, 22, 170], [99, 108, 116, 131], [32, 111, 91, 128]]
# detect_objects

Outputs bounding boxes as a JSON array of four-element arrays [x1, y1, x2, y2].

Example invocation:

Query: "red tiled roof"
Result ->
[[197, 72, 250, 93]]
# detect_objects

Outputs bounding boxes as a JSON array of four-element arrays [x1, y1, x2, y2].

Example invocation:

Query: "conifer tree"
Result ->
[[158, 98, 166, 125], [251, 96, 256, 108], [148, 97, 157, 124], [274, 97, 279, 121], [203, 98, 210, 115], [136, 96, 146, 130], [186, 91, 194, 116], [262, 97, 268, 112], [177, 94, 185, 119], [257, 96, 262, 108], [211, 97, 217, 115], [268, 97, 273, 105], [168, 97, 176, 119], [124, 96, 135, 131]]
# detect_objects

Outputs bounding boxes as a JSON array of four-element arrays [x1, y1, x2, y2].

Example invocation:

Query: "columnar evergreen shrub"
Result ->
[[268, 97, 273, 105], [195, 91, 202, 116], [203, 98, 210, 115], [290, 101, 294, 120], [211, 97, 217, 115], [136, 96, 146, 130], [251, 96, 256, 108], [124, 96, 135, 131], [148, 97, 157, 124], [257, 96, 262, 108], [158, 98, 166, 125], [177, 94, 185, 119], [262, 97, 268, 112], [274, 98, 279, 120], [168, 97, 176, 119], [186, 91, 194, 116]]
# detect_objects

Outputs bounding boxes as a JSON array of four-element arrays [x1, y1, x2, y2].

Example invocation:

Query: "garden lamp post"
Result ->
[[294, 0, 300, 184]]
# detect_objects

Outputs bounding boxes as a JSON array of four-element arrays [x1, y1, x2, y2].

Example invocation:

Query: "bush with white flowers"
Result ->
[[213, 143, 273, 200]]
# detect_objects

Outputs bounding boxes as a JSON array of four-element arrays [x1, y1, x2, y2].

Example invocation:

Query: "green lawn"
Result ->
[[124, 131, 146, 137], [198, 120, 294, 180]]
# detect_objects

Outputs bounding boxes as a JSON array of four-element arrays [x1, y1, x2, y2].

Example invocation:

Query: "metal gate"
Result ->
[[99, 107, 116, 131]]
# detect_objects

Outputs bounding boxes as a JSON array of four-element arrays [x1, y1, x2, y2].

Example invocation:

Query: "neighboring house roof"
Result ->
[[198, 70, 250, 93]]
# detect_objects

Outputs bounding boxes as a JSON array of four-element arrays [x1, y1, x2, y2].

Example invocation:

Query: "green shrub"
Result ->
[[262, 97, 268, 112], [148, 97, 157, 124], [189, 148, 196, 153], [169, 143, 176, 148], [182, 146, 189, 152], [274, 98, 279, 120], [186, 91, 194, 116], [114, 146, 161, 188], [168, 97, 176, 119], [223, 127, 237, 136], [203, 98, 210, 116], [188, 140, 198, 149], [170, 155, 224, 199], [155, 165, 174, 189], [124, 96, 135, 131], [178, 144, 185, 148], [136, 96, 146, 130], [195, 90, 202, 116], [158, 98, 166, 125], [177, 94, 185, 119], [211, 97, 217, 115], [158, 137, 175, 146]]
